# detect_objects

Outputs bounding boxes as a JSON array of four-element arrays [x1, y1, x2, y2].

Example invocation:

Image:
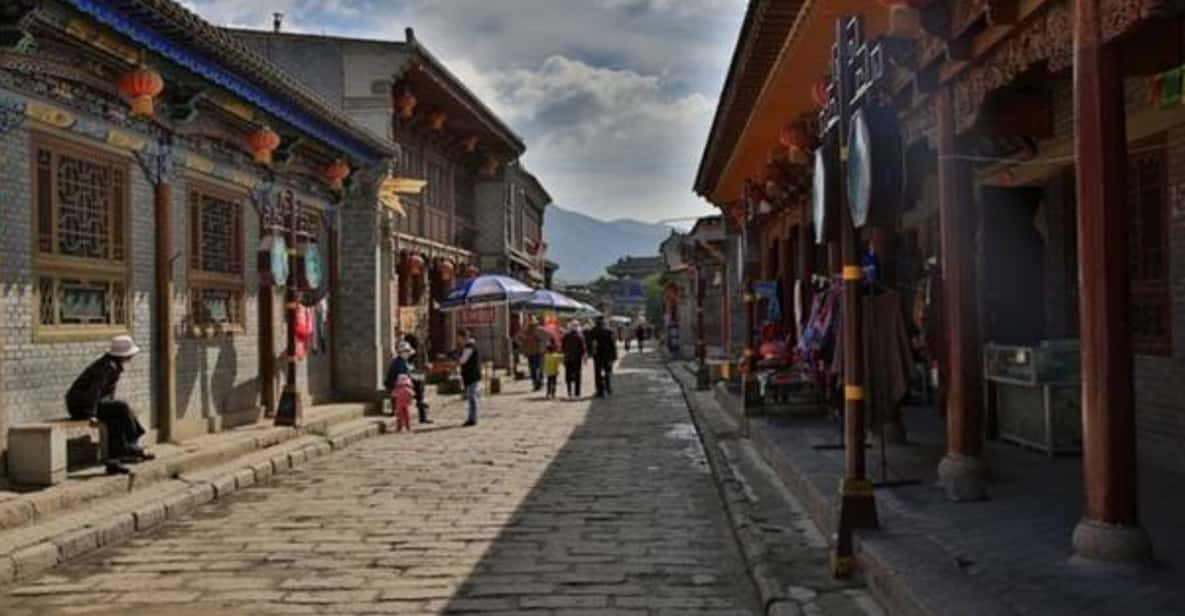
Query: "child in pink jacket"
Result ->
[[393, 374, 414, 432]]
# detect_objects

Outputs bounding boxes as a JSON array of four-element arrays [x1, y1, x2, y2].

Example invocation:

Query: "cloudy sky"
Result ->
[[183, 0, 745, 224]]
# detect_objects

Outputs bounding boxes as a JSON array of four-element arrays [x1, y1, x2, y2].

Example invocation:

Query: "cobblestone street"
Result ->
[[2, 351, 761, 615]]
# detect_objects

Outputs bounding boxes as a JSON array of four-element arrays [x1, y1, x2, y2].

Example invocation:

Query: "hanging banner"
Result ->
[[460, 305, 497, 328]]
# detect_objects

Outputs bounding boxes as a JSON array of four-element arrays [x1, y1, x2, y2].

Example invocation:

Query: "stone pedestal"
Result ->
[[1071, 518, 1153, 565], [937, 452, 988, 502]]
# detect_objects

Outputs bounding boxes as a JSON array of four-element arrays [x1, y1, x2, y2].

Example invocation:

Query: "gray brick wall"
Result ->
[[0, 123, 155, 443], [336, 202, 382, 399]]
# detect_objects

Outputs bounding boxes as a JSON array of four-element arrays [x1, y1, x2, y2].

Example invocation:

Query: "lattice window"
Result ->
[[1127, 134, 1171, 356], [32, 134, 130, 338], [188, 182, 245, 332]]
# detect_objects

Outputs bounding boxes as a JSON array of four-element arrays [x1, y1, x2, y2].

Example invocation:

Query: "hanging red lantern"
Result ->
[[322, 159, 351, 189], [811, 79, 829, 109], [779, 122, 810, 150], [463, 135, 479, 152], [437, 259, 455, 281], [118, 64, 164, 118], [247, 126, 281, 165], [429, 109, 447, 130], [396, 88, 417, 119]]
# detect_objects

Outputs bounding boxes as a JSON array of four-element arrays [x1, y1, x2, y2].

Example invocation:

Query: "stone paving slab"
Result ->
[[1, 351, 762, 615]]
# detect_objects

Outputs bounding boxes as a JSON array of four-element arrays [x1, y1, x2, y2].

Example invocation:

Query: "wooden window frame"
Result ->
[[31, 132, 132, 342], [1127, 134, 1172, 356], [187, 179, 247, 337]]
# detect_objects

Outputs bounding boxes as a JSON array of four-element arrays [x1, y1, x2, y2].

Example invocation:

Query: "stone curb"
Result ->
[[667, 363, 791, 616], [0, 415, 396, 587]]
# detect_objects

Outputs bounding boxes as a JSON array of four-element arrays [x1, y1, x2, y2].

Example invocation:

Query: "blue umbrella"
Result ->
[[512, 289, 585, 313], [438, 274, 535, 311]]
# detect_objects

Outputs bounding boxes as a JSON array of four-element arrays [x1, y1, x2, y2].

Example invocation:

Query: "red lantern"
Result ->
[[429, 110, 447, 130], [247, 126, 281, 165], [779, 122, 810, 150], [437, 259, 455, 281], [118, 65, 164, 117], [396, 88, 417, 119], [322, 159, 351, 189], [463, 135, 479, 152], [811, 79, 829, 109]]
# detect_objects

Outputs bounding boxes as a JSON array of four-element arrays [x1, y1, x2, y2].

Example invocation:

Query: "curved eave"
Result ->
[[67, 0, 396, 163], [699, 0, 888, 207]]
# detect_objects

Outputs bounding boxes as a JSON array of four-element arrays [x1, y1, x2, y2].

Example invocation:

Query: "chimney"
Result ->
[[405, 27, 415, 44], [273, 12, 284, 33]]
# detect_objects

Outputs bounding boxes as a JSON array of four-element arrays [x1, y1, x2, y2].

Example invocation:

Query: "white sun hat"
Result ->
[[397, 341, 414, 356], [108, 335, 141, 358]]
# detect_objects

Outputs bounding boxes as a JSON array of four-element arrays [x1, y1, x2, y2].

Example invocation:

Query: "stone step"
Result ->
[[0, 403, 369, 537]]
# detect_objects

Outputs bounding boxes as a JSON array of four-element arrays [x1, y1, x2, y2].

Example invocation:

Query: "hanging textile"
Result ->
[[863, 289, 912, 438]]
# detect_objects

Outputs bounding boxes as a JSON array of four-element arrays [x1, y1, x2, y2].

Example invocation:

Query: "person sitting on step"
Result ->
[[65, 336, 154, 475]]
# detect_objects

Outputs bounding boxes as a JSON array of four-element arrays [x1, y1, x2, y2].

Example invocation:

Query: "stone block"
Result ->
[[270, 453, 292, 474], [252, 460, 273, 482], [162, 490, 196, 519], [210, 474, 237, 498], [52, 527, 100, 561], [235, 468, 256, 489], [188, 483, 216, 506], [94, 514, 135, 547], [11, 542, 59, 579], [6, 424, 66, 486], [132, 502, 166, 531], [0, 554, 15, 585]]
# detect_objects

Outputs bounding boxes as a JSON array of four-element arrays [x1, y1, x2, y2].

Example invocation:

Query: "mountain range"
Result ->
[[543, 205, 677, 284]]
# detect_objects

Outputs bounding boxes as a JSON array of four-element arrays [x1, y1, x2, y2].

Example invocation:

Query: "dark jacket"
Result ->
[[561, 330, 586, 362], [589, 325, 618, 362], [66, 355, 123, 418], [460, 340, 482, 386], [384, 356, 410, 391]]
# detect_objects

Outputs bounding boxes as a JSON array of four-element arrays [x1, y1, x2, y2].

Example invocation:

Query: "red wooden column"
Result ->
[[934, 87, 987, 501], [1070, 0, 1152, 564]]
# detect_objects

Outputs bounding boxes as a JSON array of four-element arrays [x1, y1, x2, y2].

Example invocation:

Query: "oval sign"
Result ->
[[812, 147, 827, 245], [269, 236, 289, 286], [847, 109, 873, 228], [304, 243, 324, 290]]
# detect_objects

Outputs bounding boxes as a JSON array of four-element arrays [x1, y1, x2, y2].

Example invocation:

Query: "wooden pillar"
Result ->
[[260, 216, 277, 417], [935, 87, 988, 501], [153, 181, 175, 441], [276, 191, 304, 426], [1070, 0, 1152, 564], [328, 222, 340, 395]]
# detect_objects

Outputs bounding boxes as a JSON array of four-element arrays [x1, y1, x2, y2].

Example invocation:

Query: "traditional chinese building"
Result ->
[[228, 26, 546, 377], [0, 0, 397, 470], [697, 0, 1185, 585]]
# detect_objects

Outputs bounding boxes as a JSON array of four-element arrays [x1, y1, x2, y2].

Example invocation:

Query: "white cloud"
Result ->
[[183, 0, 743, 222]]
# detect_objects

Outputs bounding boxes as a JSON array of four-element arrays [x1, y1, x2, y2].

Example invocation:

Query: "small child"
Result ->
[[392, 374, 414, 432], [542, 343, 563, 399]]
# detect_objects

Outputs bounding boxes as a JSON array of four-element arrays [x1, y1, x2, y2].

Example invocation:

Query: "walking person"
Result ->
[[589, 316, 618, 397], [384, 341, 414, 415], [66, 336, 154, 475], [517, 316, 546, 391], [543, 342, 562, 399], [392, 374, 414, 432], [562, 321, 586, 398], [635, 324, 646, 353], [401, 334, 432, 424], [456, 329, 481, 427]]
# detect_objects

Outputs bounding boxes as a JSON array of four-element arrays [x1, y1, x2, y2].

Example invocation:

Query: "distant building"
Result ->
[[606, 256, 663, 280]]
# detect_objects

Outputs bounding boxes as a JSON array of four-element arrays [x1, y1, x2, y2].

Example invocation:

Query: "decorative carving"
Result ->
[[951, 0, 1071, 132], [135, 143, 178, 186], [25, 99, 74, 127], [1101, 0, 1144, 41], [106, 129, 145, 152], [0, 1, 38, 53], [902, 97, 938, 148], [0, 93, 25, 134], [184, 153, 215, 174]]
